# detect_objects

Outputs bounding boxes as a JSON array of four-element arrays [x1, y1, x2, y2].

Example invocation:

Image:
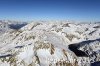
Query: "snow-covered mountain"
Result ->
[[0, 21, 100, 66], [0, 20, 27, 35]]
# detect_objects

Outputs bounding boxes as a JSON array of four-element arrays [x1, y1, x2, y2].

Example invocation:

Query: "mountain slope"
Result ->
[[0, 21, 100, 66]]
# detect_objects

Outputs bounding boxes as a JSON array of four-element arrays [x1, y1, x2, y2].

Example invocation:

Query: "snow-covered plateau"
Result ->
[[0, 21, 100, 66]]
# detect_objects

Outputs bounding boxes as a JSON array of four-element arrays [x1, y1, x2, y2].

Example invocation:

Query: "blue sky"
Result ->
[[0, 0, 100, 22]]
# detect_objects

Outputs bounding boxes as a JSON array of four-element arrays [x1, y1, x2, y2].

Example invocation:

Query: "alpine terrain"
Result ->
[[0, 20, 100, 66]]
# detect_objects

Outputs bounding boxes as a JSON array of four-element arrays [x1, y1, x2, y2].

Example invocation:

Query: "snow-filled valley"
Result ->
[[0, 21, 100, 66]]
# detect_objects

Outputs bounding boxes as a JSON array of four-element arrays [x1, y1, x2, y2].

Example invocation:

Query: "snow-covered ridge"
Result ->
[[0, 20, 27, 35], [0, 21, 100, 66]]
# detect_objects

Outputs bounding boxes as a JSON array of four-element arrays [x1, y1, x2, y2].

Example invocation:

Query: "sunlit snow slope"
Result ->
[[0, 21, 100, 66]]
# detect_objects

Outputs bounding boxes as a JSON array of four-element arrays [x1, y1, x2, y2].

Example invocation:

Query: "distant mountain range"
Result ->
[[0, 20, 27, 35]]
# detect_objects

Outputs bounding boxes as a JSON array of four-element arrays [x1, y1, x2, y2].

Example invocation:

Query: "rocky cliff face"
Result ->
[[0, 21, 100, 66]]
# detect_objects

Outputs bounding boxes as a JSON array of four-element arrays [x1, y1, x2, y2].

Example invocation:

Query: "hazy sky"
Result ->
[[0, 0, 100, 22]]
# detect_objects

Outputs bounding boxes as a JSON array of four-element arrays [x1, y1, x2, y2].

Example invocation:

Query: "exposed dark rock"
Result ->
[[91, 61, 100, 66], [68, 44, 88, 57], [68, 38, 100, 59], [15, 46, 23, 48], [9, 23, 27, 30], [0, 54, 12, 58], [93, 26, 100, 28]]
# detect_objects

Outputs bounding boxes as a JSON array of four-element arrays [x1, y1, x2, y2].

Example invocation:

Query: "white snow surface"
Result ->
[[0, 21, 100, 66]]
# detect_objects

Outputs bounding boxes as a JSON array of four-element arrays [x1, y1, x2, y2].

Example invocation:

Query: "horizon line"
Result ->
[[0, 19, 100, 23]]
